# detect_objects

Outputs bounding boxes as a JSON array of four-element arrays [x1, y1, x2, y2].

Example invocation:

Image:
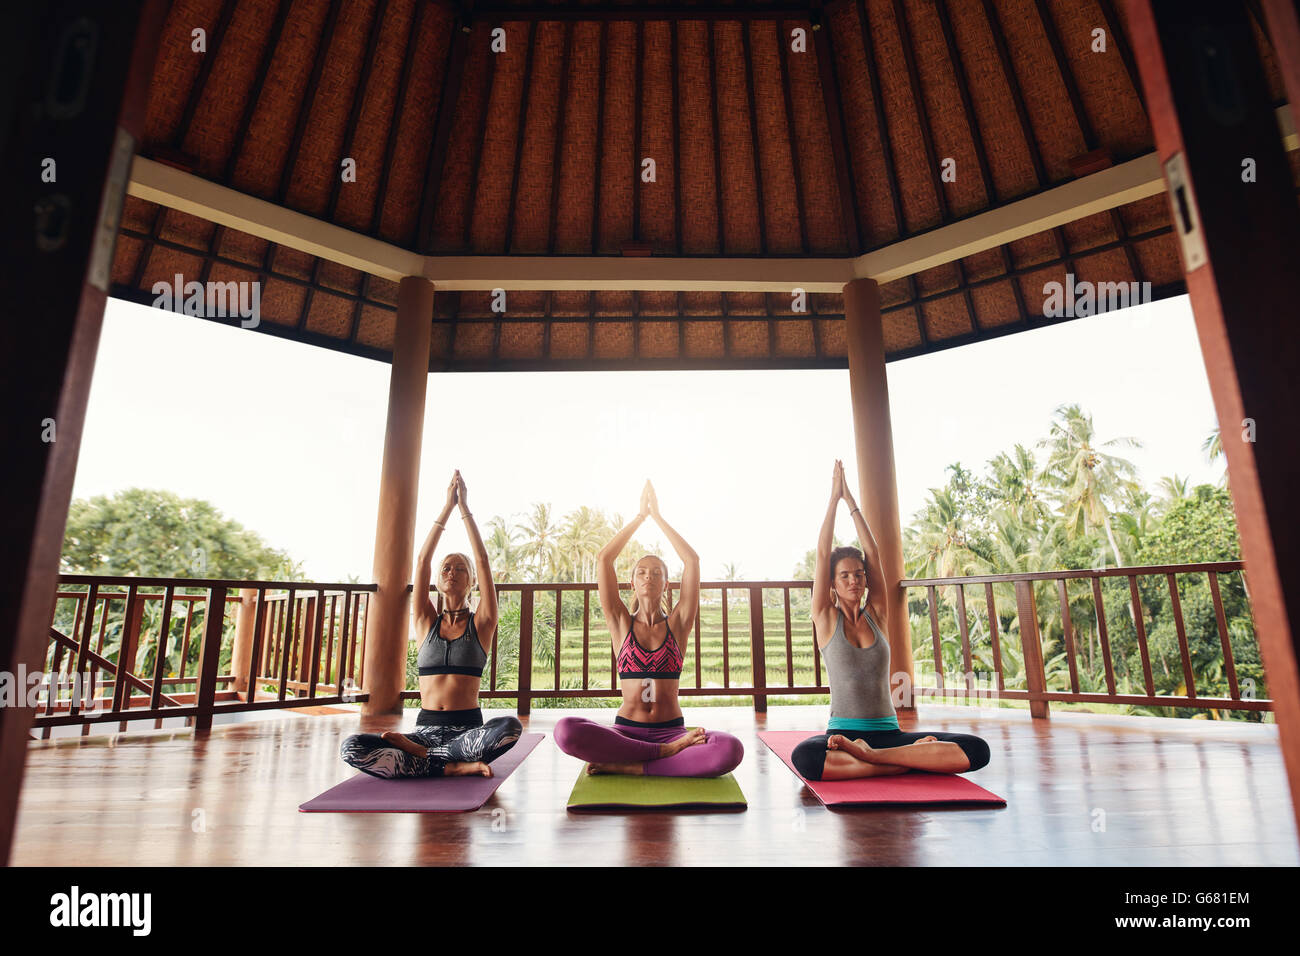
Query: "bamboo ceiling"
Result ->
[[109, 0, 1297, 370]]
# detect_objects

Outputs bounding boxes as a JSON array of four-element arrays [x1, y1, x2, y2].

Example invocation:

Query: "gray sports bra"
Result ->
[[417, 612, 487, 677], [821, 607, 896, 720]]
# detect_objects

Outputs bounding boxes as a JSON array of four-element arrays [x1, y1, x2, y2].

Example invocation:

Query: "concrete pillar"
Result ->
[[843, 278, 916, 711], [363, 277, 434, 714]]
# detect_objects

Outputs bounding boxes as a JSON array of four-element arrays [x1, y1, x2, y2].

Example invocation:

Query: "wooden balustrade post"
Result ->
[[114, 589, 145, 731], [518, 590, 534, 716], [749, 586, 768, 713], [231, 587, 258, 699], [299, 595, 317, 685], [1014, 581, 1050, 719], [193, 588, 228, 734]]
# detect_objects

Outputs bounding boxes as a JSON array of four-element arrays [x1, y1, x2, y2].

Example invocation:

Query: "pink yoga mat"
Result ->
[[759, 731, 1005, 807], [299, 733, 544, 812]]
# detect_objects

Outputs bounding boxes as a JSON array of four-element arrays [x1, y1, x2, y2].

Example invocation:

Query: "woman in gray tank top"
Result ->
[[790, 460, 990, 781]]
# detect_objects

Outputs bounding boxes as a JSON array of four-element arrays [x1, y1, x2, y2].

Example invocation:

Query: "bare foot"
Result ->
[[913, 735, 938, 744], [659, 727, 707, 758], [381, 731, 429, 759], [828, 734, 878, 763], [445, 761, 492, 777], [587, 761, 644, 775]]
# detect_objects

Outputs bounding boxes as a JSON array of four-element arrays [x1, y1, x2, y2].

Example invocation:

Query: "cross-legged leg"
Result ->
[[340, 732, 439, 779], [427, 715, 523, 774], [642, 729, 744, 777], [378, 717, 524, 778], [791, 730, 990, 781], [553, 717, 715, 775]]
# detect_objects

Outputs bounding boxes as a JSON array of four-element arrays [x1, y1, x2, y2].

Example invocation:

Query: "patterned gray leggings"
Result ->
[[340, 709, 522, 779]]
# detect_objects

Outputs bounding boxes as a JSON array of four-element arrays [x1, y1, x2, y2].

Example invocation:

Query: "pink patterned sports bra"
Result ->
[[617, 619, 684, 680]]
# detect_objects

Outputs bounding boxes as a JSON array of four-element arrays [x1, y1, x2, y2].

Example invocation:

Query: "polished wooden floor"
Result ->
[[12, 704, 1298, 866]]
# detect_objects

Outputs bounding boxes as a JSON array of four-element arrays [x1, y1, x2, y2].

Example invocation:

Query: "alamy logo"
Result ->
[[152, 273, 260, 328], [49, 886, 151, 936], [1042, 273, 1152, 318]]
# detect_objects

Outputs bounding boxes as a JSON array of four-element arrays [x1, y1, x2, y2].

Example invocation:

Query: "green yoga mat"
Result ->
[[566, 766, 747, 811]]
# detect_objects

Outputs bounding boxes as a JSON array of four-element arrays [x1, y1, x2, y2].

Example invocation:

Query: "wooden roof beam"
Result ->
[[127, 104, 1297, 290]]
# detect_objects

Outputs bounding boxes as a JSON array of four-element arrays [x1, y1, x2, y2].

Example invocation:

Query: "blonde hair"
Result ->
[[628, 554, 672, 619]]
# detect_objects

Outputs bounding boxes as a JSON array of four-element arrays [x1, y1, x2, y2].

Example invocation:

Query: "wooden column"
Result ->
[[0, 0, 167, 866], [1130, 0, 1300, 836], [363, 277, 434, 714], [1262, 1, 1300, 137], [231, 587, 258, 699], [842, 278, 915, 711]]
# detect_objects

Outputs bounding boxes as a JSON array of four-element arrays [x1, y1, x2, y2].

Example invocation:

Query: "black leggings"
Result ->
[[340, 708, 522, 779], [791, 729, 990, 781]]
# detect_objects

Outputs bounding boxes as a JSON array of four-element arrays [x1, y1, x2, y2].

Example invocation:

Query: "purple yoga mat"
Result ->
[[299, 733, 544, 812]]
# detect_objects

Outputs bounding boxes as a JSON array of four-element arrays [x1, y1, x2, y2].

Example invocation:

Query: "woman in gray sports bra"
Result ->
[[339, 471, 521, 779], [790, 460, 990, 781]]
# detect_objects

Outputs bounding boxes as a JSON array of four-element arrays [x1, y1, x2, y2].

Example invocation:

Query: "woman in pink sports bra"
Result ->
[[552, 481, 744, 777]]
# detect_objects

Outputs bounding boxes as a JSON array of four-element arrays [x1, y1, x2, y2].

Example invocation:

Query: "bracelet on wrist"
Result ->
[[460, 511, 472, 519]]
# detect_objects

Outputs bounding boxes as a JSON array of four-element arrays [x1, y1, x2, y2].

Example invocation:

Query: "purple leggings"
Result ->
[[554, 716, 744, 777]]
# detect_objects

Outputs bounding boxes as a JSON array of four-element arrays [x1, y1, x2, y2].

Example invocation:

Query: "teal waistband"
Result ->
[[827, 716, 900, 732]]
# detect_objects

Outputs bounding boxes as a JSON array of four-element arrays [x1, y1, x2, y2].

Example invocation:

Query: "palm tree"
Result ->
[[557, 505, 608, 582], [1203, 425, 1229, 489], [485, 516, 525, 583], [519, 503, 560, 582], [1113, 486, 1156, 560], [1202, 427, 1223, 463], [988, 444, 1051, 530], [904, 488, 991, 582], [1155, 474, 1190, 516], [1037, 403, 1141, 568]]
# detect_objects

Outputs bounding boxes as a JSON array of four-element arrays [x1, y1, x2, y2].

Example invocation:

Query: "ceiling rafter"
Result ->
[[504, 19, 540, 253], [417, 4, 475, 254], [741, 19, 769, 254], [1094, 0, 1148, 116], [592, 20, 609, 253], [777, 17, 810, 254], [633, 19, 644, 243], [304, 0, 390, 335], [671, 20, 683, 255], [1032, 0, 1098, 151], [813, 2, 862, 253], [708, 20, 725, 254], [221, 0, 292, 185], [979, 0, 1077, 317], [855, 0, 925, 348], [464, 21, 502, 249], [174, 0, 240, 148], [546, 20, 575, 255]]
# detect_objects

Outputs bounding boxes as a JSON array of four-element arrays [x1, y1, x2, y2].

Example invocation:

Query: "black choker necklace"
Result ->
[[442, 606, 470, 618]]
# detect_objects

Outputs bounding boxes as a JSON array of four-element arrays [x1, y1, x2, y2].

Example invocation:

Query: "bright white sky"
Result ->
[[73, 294, 1224, 582]]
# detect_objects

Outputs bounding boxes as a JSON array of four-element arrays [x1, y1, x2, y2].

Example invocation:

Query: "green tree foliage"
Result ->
[[62, 487, 302, 579], [899, 412, 1253, 722]]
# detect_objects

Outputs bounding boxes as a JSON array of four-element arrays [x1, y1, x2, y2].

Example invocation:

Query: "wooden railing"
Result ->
[[904, 561, 1266, 718], [38, 561, 1262, 735], [403, 581, 821, 713], [403, 561, 1266, 720], [40, 575, 374, 735]]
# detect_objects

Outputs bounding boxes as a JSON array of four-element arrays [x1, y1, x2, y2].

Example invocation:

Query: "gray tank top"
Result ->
[[821, 607, 895, 720]]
